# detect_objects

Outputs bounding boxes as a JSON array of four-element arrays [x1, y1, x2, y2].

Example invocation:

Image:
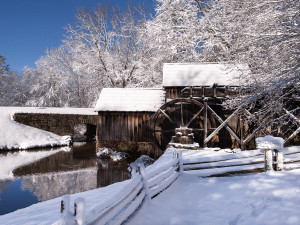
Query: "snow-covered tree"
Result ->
[[144, 0, 203, 82], [0, 55, 27, 106], [200, 0, 300, 137]]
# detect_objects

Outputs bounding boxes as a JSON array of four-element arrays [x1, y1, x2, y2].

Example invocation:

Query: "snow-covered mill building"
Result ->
[[95, 63, 250, 157]]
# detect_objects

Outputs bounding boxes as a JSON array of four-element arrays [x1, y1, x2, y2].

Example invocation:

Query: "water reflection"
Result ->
[[0, 142, 134, 215], [21, 168, 97, 201]]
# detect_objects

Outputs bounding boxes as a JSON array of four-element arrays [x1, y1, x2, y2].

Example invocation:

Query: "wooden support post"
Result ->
[[190, 86, 193, 98], [264, 149, 273, 172], [274, 150, 284, 171], [181, 99, 184, 127], [61, 195, 70, 217], [240, 113, 245, 151], [74, 198, 86, 225], [204, 99, 208, 147]]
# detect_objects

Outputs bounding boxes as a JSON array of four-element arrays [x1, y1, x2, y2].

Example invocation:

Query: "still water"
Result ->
[[0, 142, 135, 215]]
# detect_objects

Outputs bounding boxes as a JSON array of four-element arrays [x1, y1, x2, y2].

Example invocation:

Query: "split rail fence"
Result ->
[[182, 147, 300, 177], [53, 152, 180, 225], [53, 147, 300, 225]]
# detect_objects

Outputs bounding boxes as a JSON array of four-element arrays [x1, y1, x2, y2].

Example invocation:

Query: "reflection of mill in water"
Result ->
[[13, 143, 131, 202]]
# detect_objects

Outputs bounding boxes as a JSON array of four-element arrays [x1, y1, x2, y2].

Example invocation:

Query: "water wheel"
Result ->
[[152, 98, 216, 149]]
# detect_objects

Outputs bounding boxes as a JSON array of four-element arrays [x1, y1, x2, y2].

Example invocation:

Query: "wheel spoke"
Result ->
[[159, 109, 173, 123]]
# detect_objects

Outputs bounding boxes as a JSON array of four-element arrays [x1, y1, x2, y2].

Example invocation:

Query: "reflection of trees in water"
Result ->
[[21, 168, 97, 202], [13, 148, 97, 176]]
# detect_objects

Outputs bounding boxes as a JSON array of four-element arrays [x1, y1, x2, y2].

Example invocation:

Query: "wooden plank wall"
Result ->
[[97, 112, 154, 142]]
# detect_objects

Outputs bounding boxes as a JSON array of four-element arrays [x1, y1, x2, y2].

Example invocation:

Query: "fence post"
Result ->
[[74, 197, 86, 225], [274, 150, 284, 171], [138, 163, 151, 201], [61, 195, 71, 218], [264, 149, 273, 172], [177, 151, 183, 175]]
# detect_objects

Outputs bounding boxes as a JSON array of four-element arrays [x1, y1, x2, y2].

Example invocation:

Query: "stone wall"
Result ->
[[13, 113, 98, 136]]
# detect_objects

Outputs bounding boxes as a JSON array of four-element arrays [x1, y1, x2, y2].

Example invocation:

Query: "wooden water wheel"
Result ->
[[152, 98, 217, 149]]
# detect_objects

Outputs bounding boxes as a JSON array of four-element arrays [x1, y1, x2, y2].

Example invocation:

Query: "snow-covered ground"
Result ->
[[0, 146, 299, 225], [126, 169, 300, 225], [0, 107, 92, 150]]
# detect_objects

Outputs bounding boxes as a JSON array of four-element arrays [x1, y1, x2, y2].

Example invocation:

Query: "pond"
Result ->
[[0, 142, 136, 216]]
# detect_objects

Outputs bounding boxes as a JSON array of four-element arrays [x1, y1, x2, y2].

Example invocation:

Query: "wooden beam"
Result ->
[[284, 126, 300, 145], [284, 108, 300, 125], [186, 107, 204, 127], [181, 99, 184, 127], [242, 124, 263, 145], [204, 106, 241, 145]]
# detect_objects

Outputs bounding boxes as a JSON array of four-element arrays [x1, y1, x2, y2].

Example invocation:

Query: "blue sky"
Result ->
[[0, 0, 154, 73]]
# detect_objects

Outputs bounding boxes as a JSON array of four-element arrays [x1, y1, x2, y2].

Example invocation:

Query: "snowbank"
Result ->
[[0, 107, 71, 150]]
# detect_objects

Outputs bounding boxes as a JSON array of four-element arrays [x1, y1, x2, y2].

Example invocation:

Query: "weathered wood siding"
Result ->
[[97, 112, 154, 142]]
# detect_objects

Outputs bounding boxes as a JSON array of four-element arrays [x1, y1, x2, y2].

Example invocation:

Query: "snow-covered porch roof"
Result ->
[[162, 63, 248, 87], [94, 88, 165, 112]]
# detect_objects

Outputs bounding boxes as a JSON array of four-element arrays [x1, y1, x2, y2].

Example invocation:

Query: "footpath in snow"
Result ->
[[0, 107, 95, 150], [0, 147, 299, 225]]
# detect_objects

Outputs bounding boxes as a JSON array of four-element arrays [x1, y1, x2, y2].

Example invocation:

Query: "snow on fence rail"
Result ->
[[53, 151, 180, 225], [183, 146, 300, 177]]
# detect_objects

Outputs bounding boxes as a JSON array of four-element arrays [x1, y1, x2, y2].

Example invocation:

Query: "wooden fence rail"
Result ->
[[183, 147, 300, 177], [52, 147, 300, 225], [53, 152, 180, 225]]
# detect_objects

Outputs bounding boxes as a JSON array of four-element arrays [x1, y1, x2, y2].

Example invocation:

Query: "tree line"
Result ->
[[1, 0, 299, 136]]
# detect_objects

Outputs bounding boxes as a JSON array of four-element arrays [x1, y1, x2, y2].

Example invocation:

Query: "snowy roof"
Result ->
[[94, 88, 165, 112], [162, 63, 248, 87], [255, 135, 284, 149]]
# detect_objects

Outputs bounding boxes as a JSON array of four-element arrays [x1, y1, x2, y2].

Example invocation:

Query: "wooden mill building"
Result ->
[[95, 63, 254, 157]]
